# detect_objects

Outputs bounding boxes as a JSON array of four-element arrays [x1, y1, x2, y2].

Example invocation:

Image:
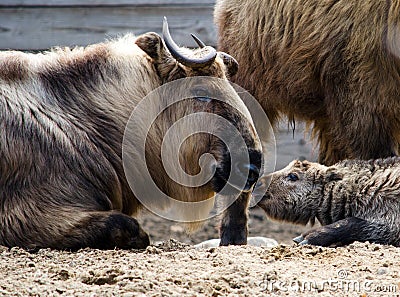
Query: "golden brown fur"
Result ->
[[0, 31, 261, 250], [215, 0, 400, 165]]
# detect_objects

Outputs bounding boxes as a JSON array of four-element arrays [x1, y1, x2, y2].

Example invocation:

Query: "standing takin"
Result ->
[[215, 0, 400, 165], [254, 158, 400, 247], [0, 19, 262, 250]]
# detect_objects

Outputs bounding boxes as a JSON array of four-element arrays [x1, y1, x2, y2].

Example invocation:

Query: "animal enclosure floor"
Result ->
[[1, 209, 399, 297], [0, 240, 398, 296]]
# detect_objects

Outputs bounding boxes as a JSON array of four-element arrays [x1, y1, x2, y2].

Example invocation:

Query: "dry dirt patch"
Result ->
[[0, 239, 399, 296]]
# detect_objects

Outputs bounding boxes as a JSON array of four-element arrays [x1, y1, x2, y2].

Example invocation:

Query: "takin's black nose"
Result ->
[[234, 162, 260, 190], [233, 149, 262, 191], [211, 149, 262, 193]]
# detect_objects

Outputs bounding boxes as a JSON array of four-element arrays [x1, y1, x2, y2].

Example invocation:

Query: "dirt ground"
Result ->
[[1, 130, 399, 297], [1, 207, 399, 297]]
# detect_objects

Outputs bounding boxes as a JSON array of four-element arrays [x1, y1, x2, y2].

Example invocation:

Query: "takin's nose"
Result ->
[[233, 149, 262, 191], [234, 162, 260, 190]]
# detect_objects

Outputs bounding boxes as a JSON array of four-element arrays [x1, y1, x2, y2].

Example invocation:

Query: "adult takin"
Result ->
[[254, 158, 400, 247], [0, 19, 262, 250], [215, 0, 400, 165]]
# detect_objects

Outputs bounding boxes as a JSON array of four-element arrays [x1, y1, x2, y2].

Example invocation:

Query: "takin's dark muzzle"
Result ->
[[212, 148, 262, 194]]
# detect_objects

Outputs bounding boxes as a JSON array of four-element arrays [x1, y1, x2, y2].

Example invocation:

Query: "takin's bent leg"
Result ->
[[1, 210, 150, 251], [219, 192, 251, 246], [293, 217, 393, 247], [53, 211, 151, 251]]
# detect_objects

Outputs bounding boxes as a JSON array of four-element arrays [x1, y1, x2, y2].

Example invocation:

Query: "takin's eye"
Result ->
[[287, 173, 299, 182], [192, 87, 212, 102]]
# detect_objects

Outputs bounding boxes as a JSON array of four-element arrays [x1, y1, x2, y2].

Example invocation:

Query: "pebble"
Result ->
[[194, 237, 278, 248], [376, 267, 388, 275]]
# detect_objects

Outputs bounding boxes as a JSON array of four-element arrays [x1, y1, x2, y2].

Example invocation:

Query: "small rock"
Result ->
[[55, 288, 65, 294], [58, 269, 70, 281], [248, 237, 279, 248], [194, 237, 278, 248], [27, 261, 35, 268], [194, 239, 220, 249], [377, 268, 388, 275], [145, 246, 162, 254]]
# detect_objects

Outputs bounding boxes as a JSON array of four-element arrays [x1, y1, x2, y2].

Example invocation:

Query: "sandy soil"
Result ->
[[1, 130, 399, 297], [1, 238, 399, 297], [1, 207, 399, 297]]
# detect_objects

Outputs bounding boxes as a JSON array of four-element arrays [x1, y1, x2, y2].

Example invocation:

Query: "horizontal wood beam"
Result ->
[[0, 1, 215, 7], [0, 4, 217, 50]]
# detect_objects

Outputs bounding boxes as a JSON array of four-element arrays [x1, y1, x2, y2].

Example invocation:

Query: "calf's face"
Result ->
[[254, 160, 334, 224]]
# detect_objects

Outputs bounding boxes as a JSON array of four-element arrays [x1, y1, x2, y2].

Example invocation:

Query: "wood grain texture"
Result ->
[[0, 2, 216, 50], [0, 0, 215, 6]]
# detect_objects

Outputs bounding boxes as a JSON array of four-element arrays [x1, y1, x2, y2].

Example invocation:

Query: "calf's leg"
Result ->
[[293, 217, 392, 247]]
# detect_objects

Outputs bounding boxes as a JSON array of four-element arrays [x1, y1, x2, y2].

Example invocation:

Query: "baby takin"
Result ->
[[255, 158, 400, 247]]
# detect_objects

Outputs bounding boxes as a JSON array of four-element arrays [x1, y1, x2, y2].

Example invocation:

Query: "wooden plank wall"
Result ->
[[0, 0, 217, 50]]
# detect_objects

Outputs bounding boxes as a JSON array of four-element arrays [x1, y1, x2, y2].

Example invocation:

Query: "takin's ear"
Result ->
[[218, 52, 239, 77], [135, 32, 182, 81], [135, 32, 169, 61], [301, 160, 313, 170]]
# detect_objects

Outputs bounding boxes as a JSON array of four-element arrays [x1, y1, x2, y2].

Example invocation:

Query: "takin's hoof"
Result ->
[[103, 213, 151, 250], [293, 235, 306, 244]]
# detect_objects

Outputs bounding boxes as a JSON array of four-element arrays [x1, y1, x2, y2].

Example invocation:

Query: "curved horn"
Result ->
[[191, 34, 206, 48], [162, 17, 217, 68]]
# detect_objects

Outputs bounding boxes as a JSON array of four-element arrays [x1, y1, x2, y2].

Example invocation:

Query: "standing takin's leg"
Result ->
[[219, 191, 251, 246], [315, 109, 398, 166], [293, 217, 394, 247], [319, 67, 400, 165]]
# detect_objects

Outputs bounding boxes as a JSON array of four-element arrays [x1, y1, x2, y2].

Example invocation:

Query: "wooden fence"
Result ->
[[0, 0, 216, 50]]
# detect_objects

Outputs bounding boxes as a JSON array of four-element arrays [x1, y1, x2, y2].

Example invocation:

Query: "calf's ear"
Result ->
[[325, 167, 343, 182]]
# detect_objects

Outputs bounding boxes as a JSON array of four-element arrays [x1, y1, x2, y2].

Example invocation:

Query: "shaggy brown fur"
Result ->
[[255, 158, 400, 247], [215, 0, 400, 165], [0, 30, 261, 250]]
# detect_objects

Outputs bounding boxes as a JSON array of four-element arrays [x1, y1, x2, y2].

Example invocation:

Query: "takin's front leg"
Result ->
[[219, 191, 251, 246], [48, 211, 150, 251], [2, 210, 150, 251], [293, 217, 393, 247]]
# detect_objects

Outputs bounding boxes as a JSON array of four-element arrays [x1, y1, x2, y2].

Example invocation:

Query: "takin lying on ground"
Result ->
[[215, 0, 400, 165], [254, 158, 400, 247], [0, 19, 262, 250]]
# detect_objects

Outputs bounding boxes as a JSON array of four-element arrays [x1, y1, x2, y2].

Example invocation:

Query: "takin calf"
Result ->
[[215, 0, 400, 165], [254, 158, 400, 247], [0, 19, 262, 250]]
